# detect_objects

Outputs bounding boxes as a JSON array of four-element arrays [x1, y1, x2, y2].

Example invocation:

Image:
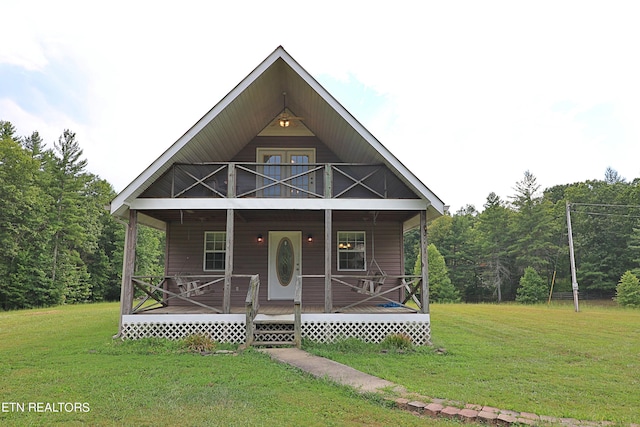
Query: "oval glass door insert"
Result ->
[[276, 237, 294, 286]]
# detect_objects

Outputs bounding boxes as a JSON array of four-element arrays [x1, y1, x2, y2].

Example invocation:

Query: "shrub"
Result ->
[[381, 333, 413, 351], [516, 266, 548, 304], [413, 244, 459, 303], [181, 334, 216, 353], [616, 271, 640, 307]]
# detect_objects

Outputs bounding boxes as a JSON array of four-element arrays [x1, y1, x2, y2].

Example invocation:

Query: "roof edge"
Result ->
[[111, 46, 291, 214]]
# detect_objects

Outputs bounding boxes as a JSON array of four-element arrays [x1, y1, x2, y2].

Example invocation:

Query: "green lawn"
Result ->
[[0, 303, 455, 427], [2, 303, 639, 425], [307, 302, 640, 425]]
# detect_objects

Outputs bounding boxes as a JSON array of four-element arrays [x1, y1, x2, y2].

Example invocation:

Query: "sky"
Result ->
[[2, 1, 639, 213]]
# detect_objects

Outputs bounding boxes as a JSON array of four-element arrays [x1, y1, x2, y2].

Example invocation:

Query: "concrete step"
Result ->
[[254, 330, 293, 335], [252, 341, 295, 347], [254, 314, 294, 324]]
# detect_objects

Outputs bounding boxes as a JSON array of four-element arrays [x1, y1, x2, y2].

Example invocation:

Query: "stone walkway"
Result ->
[[260, 348, 636, 427]]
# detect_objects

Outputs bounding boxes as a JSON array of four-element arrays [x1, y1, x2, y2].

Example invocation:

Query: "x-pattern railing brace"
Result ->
[[402, 278, 422, 308], [131, 277, 223, 313], [331, 277, 418, 312], [173, 165, 228, 198], [235, 164, 323, 198], [132, 277, 168, 312], [332, 166, 385, 199]]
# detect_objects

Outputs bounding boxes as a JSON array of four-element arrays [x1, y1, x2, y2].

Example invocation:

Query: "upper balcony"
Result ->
[[140, 162, 420, 200]]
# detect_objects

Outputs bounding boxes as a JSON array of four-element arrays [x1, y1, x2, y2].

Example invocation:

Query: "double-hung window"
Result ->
[[204, 232, 226, 271], [337, 231, 366, 271]]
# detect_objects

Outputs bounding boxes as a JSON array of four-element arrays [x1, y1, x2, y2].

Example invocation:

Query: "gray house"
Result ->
[[110, 46, 445, 346]]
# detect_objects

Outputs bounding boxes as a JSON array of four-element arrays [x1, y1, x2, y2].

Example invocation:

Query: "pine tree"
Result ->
[[509, 171, 559, 285], [0, 132, 56, 308], [48, 129, 92, 302], [477, 193, 514, 301], [615, 271, 640, 307], [0, 120, 18, 140], [516, 266, 548, 304]]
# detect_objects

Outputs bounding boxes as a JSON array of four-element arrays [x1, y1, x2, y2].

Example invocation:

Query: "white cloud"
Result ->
[[2, 1, 639, 211]]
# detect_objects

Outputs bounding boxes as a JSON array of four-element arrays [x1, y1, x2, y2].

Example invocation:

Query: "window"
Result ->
[[204, 232, 226, 271], [337, 231, 366, 271]]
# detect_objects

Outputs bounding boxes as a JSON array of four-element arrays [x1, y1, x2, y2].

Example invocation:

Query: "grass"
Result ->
[[0, 303, 457, 426], [306, 302, 640, 424], [2, 302, 639, 425]]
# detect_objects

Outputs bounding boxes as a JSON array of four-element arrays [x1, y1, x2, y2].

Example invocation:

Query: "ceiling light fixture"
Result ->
[[277, 91, 303, 127], [279, 117, 290, 128]]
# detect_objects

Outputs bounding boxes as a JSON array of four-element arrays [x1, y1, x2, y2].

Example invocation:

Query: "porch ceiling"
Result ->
[[139, 209, 418, 225]]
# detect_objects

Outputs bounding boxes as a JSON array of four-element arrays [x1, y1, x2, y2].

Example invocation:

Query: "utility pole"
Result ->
[[566, 202, 580, 312]]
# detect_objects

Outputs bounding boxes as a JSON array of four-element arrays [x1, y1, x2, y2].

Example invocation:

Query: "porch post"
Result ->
[[324, 209, 332, 313], [120, 209, 137, 318], [223, 208, 234, 313], [419, 209, 429, 314], [227, 163, 236, 198]]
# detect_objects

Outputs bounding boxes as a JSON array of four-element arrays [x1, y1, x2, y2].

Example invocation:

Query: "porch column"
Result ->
[[324, 209, 332, 313], [120, 209, 137, 318], [223, 208, 234, 313], [419, 209, 429, 314], [227, 163, 236, 198]]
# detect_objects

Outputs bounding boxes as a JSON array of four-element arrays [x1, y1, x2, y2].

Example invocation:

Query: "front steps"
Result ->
[[251, 314, 296, 347]]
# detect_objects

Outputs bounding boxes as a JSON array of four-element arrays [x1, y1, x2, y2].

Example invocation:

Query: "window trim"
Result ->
[[203, 231, 226, 272], [337, 231, 366, 271]]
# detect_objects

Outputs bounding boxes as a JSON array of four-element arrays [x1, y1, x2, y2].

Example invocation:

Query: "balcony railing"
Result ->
[[141, 162, 418, 200]]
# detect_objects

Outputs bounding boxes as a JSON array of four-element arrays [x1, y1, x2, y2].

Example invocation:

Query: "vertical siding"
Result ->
[[232, 136, 341, 163], [165, 214, 403, 308]]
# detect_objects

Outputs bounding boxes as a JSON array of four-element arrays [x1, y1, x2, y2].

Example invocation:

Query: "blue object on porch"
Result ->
[[378, 302, 402, 308]]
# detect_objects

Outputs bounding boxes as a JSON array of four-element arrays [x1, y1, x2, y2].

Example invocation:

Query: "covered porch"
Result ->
[[117, 199, 432, 345], [122, 277, 431, 347], [120, 272, 430, 346]]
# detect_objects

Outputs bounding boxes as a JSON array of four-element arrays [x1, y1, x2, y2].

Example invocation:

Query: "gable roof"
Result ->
[[110, 46, 445, 220]]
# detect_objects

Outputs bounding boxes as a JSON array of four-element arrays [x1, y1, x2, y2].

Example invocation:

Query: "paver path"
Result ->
[[259, 347, 633, 427], [260, 347, 405, 394]]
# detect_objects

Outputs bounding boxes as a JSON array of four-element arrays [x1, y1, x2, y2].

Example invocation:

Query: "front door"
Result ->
[[268, 231, 301, 300]]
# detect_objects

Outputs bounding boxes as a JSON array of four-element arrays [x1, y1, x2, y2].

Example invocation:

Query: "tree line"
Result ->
[[406, 169, 640, 302], [0, 121, 163, 310], [3, 119, 639, 309]]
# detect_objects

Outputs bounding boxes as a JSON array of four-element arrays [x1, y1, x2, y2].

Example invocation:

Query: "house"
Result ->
[[110, 46, 445, 346]]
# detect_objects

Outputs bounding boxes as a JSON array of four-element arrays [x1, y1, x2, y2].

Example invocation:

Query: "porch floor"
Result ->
[[133, 304, 417, 315]]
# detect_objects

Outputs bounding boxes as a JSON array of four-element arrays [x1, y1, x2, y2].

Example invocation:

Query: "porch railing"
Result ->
[[330, 275, 423, 313], [129, 274, 424, 316], [152, 162, 414, 200], [129, 274, 252, 314]]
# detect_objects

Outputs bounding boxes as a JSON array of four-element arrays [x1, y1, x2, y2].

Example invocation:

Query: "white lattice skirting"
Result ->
[[121, 314, 246, 342], [302, 314, 431, 346], [121, 313, 431, 345]]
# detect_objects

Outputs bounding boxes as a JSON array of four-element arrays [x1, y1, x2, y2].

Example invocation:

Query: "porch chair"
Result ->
[[175, 275, 205, 297], [355, 272, 386, 295], [353, 211, 387, 295]]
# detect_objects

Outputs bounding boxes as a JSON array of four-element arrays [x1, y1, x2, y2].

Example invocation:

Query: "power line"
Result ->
[[570, 202, 640, 209], [569, 202, 640, 218], [574, 211, 640, 219]]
